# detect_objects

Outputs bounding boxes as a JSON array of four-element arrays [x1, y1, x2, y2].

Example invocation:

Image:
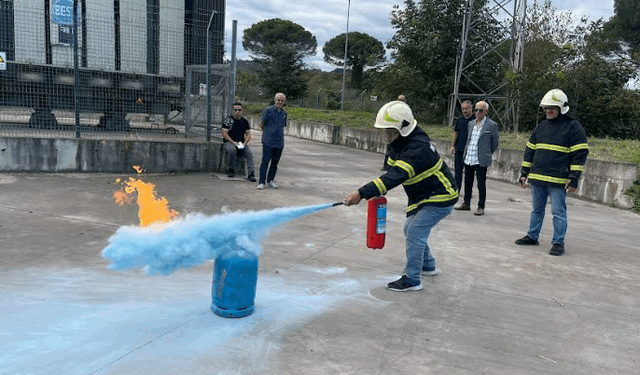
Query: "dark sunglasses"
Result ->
[[233, 108, 243, 111], [473, 108, 485, 112]]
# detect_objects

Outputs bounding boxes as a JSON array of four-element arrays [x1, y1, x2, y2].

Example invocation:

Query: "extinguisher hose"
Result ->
[[332, 201, 344, 207]]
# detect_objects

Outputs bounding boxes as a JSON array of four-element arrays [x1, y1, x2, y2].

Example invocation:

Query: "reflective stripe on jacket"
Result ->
[[358, 128, 458, 216], [520, 114, 589, 188]]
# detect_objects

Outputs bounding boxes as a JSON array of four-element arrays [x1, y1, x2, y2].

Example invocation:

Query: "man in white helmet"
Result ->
[[515, 89, 589, 256], [343, 101, 458, 292]]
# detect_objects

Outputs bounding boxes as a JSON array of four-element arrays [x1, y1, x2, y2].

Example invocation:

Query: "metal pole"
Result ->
[[73, 0, 80, 138], [340, 0, 351, 111], [229, 20, 238, 114], [447, 0, 473, 128], [206, 11, 217, 143]]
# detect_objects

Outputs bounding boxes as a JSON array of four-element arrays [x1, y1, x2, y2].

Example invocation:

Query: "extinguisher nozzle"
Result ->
[[332, 201, 344, 207]]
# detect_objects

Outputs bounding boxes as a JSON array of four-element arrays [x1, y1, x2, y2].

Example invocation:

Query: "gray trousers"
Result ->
[[223, 142, 255, 174]]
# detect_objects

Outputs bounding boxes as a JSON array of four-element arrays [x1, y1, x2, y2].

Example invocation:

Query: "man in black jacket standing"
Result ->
[[515, 89, 589, 256], [344, 101, 458, 292]]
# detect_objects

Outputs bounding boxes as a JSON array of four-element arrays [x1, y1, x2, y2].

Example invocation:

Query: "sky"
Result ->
[[223, 0, 616, 71]]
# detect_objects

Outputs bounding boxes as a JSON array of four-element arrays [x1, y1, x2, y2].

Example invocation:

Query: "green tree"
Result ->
[[507, 0, 578, 131], [242, 19, 317, 99], [506, 1, 640, 139], [589, 0, 640, 70], [323, 32, 386, 89], [236, 69, 260, 102], [378, 0, 503, 119]]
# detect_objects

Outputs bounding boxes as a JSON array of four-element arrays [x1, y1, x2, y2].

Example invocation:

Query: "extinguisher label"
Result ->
[[376, 204, 387, 234]]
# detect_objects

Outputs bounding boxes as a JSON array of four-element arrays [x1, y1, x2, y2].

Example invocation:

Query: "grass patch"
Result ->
[[245, 104, 640, 165]]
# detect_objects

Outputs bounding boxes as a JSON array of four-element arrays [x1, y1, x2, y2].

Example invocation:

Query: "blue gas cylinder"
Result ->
[[211, 250, 259, 318]]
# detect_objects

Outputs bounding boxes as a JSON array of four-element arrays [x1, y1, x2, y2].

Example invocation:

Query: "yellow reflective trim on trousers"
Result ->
[[387, 157, 396, 167], [534, 143, 570, 153], [395, 160, 415, 178], [406, 191, 459, 212], [373, 177, 387, 195], [404, 159, 443, 185], [526, 142, 536, 149], [570, 165, 584, 171], [570, 143, 589, 152], [522, 161, 532, 168], [528, 173, 569, 184]]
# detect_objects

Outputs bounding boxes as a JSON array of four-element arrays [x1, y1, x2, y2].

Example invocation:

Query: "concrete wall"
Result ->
[[2, 118, 637, 208], [249, 117, 638, 209], [0, 137, 221, 173]]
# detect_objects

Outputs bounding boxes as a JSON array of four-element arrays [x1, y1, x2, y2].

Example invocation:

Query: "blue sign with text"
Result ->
[[51, 0, 74, 26]]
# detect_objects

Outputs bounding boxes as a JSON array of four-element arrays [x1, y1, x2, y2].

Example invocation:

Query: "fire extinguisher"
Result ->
[[367, 196, 387, 249]]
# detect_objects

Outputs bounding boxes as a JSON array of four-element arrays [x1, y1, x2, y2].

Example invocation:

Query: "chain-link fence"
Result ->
[[0, 0, 227, 142], [185, 64, 229, 140]]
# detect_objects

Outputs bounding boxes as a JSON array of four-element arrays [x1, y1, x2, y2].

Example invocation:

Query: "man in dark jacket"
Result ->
[[344, 101, 458, 292], [515, 89, 589, 256]]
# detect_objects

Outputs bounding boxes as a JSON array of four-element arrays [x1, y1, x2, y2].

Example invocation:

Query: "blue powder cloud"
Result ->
[[102, 203, 333, 275]]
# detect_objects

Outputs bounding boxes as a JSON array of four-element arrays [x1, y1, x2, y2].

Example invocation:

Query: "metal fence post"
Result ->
[[206, 11, 217, 143], [73, 0, 80, 138]]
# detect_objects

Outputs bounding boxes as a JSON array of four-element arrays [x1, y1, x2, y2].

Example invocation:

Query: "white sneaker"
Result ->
[[402, 267, 439, 276], [267, 181, 278, 189], [257, 184, 264, 190], [422, 267, 439, 276]]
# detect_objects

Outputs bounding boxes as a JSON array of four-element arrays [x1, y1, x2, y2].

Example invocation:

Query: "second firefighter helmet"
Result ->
[[540, 89, 570, 114], [374, 101, 417, 137]]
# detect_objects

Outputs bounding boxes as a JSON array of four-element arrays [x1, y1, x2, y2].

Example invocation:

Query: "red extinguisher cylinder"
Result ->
[[367, 196, 387, 249]]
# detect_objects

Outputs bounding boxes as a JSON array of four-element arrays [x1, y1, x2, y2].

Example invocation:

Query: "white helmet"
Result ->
[[540, 89, 569, 114], [374, 101, 417, 137]]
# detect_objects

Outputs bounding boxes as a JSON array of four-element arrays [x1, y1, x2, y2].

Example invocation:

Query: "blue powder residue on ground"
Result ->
[[102, 203, 333, 275]]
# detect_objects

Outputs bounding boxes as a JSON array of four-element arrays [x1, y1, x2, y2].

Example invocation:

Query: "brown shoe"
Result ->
[[454, 203, 471, 211], [474, 207, 484, 216]]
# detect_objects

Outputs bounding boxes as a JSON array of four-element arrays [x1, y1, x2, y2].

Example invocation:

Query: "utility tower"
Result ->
[[448, 0, 527, 132]]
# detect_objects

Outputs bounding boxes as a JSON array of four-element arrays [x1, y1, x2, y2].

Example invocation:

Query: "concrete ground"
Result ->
[[1, 133, 639, 375]]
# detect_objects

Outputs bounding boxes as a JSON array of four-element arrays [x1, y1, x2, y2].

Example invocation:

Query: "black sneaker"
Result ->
[[227, 169, 235, 178], [515, 235, 539, 246], [549, 243, 565, 256], [386, 275, 423, 292], [247, 173, 256, 182]]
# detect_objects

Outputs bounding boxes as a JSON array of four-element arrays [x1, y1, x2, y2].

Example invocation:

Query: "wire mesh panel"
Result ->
[[185, 64, 229, 140], [0, 0, 226, 143]]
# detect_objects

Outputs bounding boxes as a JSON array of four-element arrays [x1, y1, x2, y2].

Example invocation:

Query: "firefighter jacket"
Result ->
[[520, 114, 589, 188], [358, 127, 458, 217]]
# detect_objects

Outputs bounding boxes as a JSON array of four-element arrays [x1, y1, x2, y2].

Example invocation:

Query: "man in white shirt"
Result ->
[[454, 101, 499, 216]]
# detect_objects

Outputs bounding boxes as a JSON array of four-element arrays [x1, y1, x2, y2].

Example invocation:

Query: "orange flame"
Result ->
[[113, 166, 179, 227]]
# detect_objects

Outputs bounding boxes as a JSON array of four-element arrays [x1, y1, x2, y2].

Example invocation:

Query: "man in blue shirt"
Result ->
[[257, 93, 287, 189]]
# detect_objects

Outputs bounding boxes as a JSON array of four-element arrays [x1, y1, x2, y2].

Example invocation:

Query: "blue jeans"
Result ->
[[527, 184, 567, 245], [404, 204, 454, 284], [259, 145, 283, 184]]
